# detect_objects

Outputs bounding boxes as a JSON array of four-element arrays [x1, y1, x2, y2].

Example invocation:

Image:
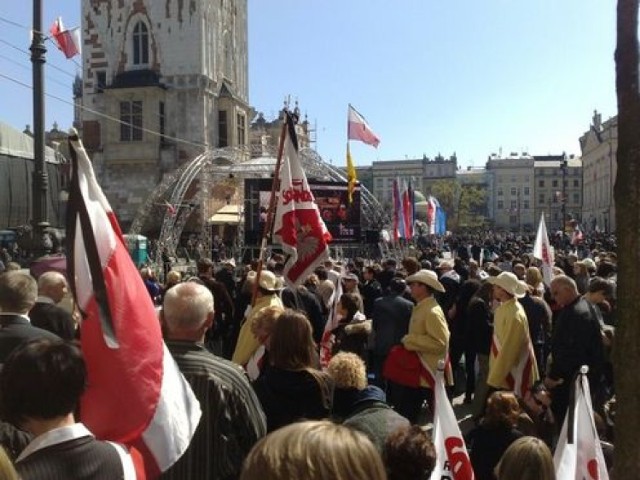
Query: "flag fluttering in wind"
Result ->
[[430, 362, 475, 480], [346, 143, 357, 204], [50, 17, 81, 59], [402, 179, 415, 238], [273, 112, 332, 287], [392, 178, 407, 241], [67, 133, 201, 477], [347, 104, 380, 148], [319, 267, 344, 368], [554, 366, 609, 480], [427, 196, 447, 235], [533, 213, 555, 285]]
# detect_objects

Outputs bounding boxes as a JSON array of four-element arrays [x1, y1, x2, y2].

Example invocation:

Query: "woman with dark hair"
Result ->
[[383, 425, 436, 480], [252, 310, 333, 432], [331, 292, 372, 361], [466, 391, 524, 480]]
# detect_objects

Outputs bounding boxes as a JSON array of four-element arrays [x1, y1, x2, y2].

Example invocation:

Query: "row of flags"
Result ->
[[392, 178, 415, 241]]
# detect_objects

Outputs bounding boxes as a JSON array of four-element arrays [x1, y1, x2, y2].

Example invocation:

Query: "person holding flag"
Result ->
[[65, 132, 202, 477], [346, 105, 380, 203]]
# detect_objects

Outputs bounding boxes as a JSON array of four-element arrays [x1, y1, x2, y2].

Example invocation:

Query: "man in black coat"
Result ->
[[0, 272, 60, 365], [546, 275, 605, 425], [29, 271, 76, 340], [360, 266, 382, 318], [370, 278, 413, 386]]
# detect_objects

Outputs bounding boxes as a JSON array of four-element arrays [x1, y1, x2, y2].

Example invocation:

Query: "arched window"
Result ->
[[132, 21, 149, 66]]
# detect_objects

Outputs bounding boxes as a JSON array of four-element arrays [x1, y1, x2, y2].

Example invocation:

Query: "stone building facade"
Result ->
[[77, 0, 249, 227], [533, 155, 582, 232], [579, 111, 617, 232]]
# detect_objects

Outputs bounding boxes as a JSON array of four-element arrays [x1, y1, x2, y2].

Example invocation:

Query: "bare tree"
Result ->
[[614, 0, 640, 476]]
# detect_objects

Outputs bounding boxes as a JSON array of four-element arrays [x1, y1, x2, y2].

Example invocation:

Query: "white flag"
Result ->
[[430, 362, 475, 480], [533, 213, 555, 285], [554, 366, 609, 480]]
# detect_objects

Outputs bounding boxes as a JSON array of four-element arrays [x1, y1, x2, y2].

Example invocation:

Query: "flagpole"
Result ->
[[251, 114, 288, 306]]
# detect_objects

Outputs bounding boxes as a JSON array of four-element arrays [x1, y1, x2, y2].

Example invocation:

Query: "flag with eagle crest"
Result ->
[[273, 112, 332, 287]]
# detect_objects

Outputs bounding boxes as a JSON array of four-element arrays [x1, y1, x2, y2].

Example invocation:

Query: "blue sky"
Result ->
[[0, 1, 617, 168]]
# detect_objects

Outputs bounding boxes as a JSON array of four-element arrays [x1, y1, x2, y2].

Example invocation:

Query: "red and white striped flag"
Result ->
[[347, 104, 380, 148], [554, 366, 609, 480], [50, 17, 81, 59], [67, 133, 201, 477], [430, 361, 475, 480], [273, 112, 332, 287]]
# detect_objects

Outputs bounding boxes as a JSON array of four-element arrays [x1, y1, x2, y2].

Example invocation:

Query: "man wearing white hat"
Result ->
[[486, 272, 539, 399], [387, 269, 451, 423], [232, 270, 284, 366]]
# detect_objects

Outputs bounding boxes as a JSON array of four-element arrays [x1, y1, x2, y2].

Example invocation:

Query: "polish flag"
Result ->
[[533, 213, 555, 285], [319, 268, 343, 368], [66, 133, 201, 477], [554, 366, 609, 480], [430, 361, 475, 480], [50, 17, 81, 59], [273, 111, 332, 287], [347, 104, 380, 148]]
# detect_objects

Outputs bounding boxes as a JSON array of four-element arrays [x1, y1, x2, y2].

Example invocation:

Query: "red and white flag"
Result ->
[[554, 367, 609, 480], [533, 213, 555, 286], [430, 362, 475, 480], [319, 268, 343, 368], [50, 17, 81, 59], [273, 112, 332, 287], [347, 104, 380, 148], [67, 133, 201, 477]]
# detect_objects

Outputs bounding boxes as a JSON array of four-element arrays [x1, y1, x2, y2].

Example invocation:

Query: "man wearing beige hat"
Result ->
[[232, 270, 284, 366], [387, 269, 451, 423], [486, 272, 539, 399]]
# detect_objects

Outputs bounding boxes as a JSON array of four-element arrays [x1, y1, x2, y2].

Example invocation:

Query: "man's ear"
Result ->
[[204, 311, 215, 331]]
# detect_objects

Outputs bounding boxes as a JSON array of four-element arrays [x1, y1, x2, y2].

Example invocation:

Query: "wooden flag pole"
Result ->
[[251, 113, 289, 306]]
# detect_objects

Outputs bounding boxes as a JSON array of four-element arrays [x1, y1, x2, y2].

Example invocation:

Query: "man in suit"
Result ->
[[29, 271, 76, 340], [0, 271, 59, 365], [370, 278, 413, 387], [0, 339, 142, 479]]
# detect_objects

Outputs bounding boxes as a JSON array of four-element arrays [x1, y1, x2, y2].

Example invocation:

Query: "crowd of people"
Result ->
[[0, 231, 618, 479]]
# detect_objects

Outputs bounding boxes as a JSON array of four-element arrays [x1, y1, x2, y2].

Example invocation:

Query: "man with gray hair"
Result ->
[[546, 274, 605, 425], [161, 281, 266, 480], [29, 271, 76, 340], [0, 271, 59, 364]]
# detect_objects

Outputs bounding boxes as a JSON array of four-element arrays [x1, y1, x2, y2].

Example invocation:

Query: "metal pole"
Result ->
[[30, 0, 50, 256], [561, 154, 567, 244]]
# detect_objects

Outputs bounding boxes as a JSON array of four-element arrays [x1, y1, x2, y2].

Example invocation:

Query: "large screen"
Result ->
[[244, 178, 361, 245]]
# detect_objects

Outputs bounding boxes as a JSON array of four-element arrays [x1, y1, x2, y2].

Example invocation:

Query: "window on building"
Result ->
[[236, 113, 246, 146], [552, 195, 558, 204], [120, 100, 143, 141], [552, 179, 558, 187], [132, 22, 149, 66], [497, 189, 503, 196], [563, 180, 568, 187], [523, 187, 530, 196], [511, 187, 517, 196], [573, 193, 580, 203], [510, 200, 517, 209], [497, 200, 504, 209], [509, 215, 518, 224], [96, 71, 106, 93], [523, 200, 530, 209], [573, 179, 579, 187], [539, 180, 545, 187], [218, 110, 228, 147], [538, 193, 545, 205]]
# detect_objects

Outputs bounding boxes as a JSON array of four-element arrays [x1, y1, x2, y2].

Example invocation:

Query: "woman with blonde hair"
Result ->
[[240, 420, 387, 480], [246, 306, 284, 380], [251, 310, 333, 432], [525, 266, 545, 297], [495, 436, 555, 480], [0, 446, 18, 480]]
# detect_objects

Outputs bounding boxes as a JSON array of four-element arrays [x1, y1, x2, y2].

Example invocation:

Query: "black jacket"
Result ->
[[29, 302, 76, 340], [0, 315, 60, 364], [371, 294, 412, 357]]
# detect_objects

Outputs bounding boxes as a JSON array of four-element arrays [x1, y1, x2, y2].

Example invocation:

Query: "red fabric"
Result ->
[[383, 345, 434, 388]]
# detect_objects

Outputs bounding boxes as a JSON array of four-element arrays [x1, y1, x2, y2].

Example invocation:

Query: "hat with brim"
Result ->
[[223, 258, 236, 268], [248, 270, 281, 293], [405, 269, 445, 293], [487, 272, 528, 298]]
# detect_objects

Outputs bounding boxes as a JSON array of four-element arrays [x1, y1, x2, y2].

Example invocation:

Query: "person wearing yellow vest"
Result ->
[[232, 270, 284, 367], [486, 272, 539, 399], [387, 269, 451, 423]]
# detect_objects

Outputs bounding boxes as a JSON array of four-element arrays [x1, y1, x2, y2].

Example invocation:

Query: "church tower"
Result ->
[[80, 0, 249, 227]]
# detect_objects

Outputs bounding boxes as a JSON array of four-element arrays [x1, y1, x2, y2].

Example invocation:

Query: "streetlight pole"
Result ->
[[560, 153, 568, 243], [30, 0, 50, 256]]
